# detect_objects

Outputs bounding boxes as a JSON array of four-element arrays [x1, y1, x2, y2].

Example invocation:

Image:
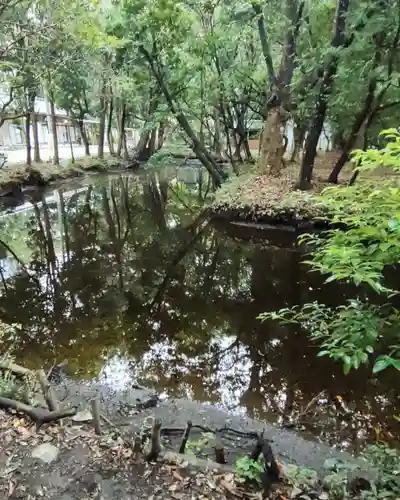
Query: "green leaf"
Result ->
[[373, 356, 392, 373]]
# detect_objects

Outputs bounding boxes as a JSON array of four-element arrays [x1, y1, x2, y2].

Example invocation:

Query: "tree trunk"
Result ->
[[25, 113, 32, 166], [32, 113, 41, 163], [98, 82, 107, 159], [49, 99, 59, 165], [139, 45, 225, 186], [123, 131, 129, 161], [107, 98, 114, 155], [290, 121, 305, 162], [328, 80, 377, 183], [117, 103, 126, 157], [78, 119, 90, 156], [297, 0, 350, 189], [259, 105, 284, 176], [157, 122, 166, 150]]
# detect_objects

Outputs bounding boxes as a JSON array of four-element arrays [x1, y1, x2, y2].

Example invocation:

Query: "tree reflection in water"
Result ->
[[0, 170, 399, 451]]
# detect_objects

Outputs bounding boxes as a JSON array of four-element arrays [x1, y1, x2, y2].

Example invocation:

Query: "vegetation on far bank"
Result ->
[[0, 156, 127, 196]]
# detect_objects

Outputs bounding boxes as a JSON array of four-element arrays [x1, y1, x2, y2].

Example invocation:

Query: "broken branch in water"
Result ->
[[0, 396, 76, 424], [179, 420, 192, 454], [36, 369, 58, 412], [145, 417, 162, 462], [91, 396, 102, 435]]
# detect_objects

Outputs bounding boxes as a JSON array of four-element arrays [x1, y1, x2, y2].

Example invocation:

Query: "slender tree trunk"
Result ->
[[98, 81, 107, 159], [25, 113, 32, 166], [157, 122, 166, 150], [139, 45, 225, 186], [117, 103, 126, 157], [32, 112, 41, 163], [78, 119, 90, 156], [290, 121, 305, 162], [212, 108, 222, 155], [107, 98, 114, 155], [297, 0, 350, 189], [123, 131, 129, 161], [328, 81, 377, 183], [49, 99, 59, 165]]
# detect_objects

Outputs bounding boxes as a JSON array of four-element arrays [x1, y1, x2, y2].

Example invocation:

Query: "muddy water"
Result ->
[[0, 169, 399, 451]]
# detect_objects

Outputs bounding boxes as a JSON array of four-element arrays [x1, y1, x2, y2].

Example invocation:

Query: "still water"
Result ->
[[0, 168, 399, 450]]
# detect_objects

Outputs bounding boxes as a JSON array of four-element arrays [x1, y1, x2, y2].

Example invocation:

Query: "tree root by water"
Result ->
[[0, 360, 32, 378], [36, 369, 58, 412], [0, 396, 76, 425]]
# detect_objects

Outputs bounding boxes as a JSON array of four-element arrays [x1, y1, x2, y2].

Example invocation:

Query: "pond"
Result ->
[[0, 167, 399, 452]]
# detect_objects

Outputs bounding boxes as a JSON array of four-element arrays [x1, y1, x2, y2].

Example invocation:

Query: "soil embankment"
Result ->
[[0, 157, 128, 201]]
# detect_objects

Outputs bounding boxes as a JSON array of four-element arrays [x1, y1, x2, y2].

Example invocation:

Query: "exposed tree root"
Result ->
[[0, 396, 76, 424]]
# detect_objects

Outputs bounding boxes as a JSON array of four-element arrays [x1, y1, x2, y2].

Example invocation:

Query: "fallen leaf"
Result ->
[[220, 479, 243, 498], [172, 470, 184, 482]]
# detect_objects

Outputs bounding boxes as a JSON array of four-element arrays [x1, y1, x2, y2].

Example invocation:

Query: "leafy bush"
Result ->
[[235, 456, 264, 484], [361, 445, 400, 500], [260, 130, 400, 373]]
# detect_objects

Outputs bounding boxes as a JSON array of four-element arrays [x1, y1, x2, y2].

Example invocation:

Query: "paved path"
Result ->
[[4, 145, 109, 166]]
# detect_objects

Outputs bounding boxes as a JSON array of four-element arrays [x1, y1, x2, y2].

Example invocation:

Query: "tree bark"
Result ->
[[297, 0, 350, 189], [259, 105, 284, 175], [290, 121, 305, 162], [117, 103, 126, 157], [77, 119, 90, 156], [254, 0, 305, 175], [25, 113, 32, 166], [328, 79, 377, 183], [98, 81, 107, 159], [49, 99, 59, 165], [32, 113, 41, 163], [107, 97, 114, 155]]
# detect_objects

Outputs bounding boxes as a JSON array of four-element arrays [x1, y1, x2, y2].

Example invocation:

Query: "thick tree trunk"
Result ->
[[25, 113, 32, 166], [259, 105, 284, 176], [98, 83, 107, 159], [49, 99, 59, 165], [107, 98, 114, 155], [78, 119, 90, 156], [32, 113, 41, 163], [117, 103, 126, 157]]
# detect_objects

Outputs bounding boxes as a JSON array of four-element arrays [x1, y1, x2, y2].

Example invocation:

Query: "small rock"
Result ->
[[318, 493, 329, 500], [31, 443, 59, 464], [290, 487, 302, 498], [72, 410, 93, 423]]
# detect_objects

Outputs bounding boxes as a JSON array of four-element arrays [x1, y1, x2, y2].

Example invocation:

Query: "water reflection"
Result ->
[[0, 170, 399, 451]]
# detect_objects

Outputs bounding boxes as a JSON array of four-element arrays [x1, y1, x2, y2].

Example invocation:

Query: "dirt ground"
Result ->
[[0, 411, 237, 500]]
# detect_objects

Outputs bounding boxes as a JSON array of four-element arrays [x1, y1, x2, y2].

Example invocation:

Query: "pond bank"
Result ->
[[0, 372, 378, 500], [0, 156, 129, 200]]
